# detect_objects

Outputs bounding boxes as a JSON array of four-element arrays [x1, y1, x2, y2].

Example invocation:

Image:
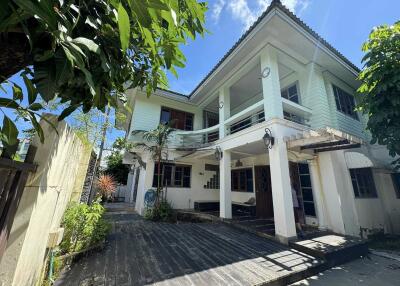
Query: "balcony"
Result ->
[[172, 98, 312, 150]]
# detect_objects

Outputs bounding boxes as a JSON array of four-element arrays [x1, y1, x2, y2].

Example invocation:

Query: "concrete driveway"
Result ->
[[291, 253, 400, 285]]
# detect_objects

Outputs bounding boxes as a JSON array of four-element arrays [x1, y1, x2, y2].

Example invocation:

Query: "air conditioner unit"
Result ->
[[47, 228, 65, 248]]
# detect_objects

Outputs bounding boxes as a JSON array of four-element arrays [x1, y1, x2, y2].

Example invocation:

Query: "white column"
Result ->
[[135, 160, 154, 215], [260, 46, 283, 120], [220, 149, 232, 218], [269, 129, 297, 243], [128, 167, 138, 203], [308, 159, 328, 230], [218, 87, 230, 139]]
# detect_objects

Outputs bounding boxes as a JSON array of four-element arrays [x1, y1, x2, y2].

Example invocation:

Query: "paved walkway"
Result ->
[[291, 253, 400, 285], [55, 212, 321, 286]]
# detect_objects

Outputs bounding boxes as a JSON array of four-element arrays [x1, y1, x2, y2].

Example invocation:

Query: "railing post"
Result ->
[[218, 86, 230, 139]]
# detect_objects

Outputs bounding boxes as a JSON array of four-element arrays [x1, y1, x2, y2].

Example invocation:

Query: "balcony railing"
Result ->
[[132, 97, 312, 150], [173, 124, 220, 149]]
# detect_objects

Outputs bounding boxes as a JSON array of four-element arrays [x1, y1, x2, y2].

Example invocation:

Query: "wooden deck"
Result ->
[[55, 213, 323, 286]]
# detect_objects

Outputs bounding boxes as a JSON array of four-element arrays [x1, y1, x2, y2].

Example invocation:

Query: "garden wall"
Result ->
[[0, 115, 93, 286]]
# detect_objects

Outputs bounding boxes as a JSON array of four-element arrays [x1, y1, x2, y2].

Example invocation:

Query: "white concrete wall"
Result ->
[[342, 150, 400, 236], [373, 169, 400, 234], [0, 117, 92, 286]]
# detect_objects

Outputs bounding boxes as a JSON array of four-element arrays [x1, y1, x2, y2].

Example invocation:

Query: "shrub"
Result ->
[[96, 174, 117, 201], [144, 200, 175, 222], [60, 199, 110, 254]]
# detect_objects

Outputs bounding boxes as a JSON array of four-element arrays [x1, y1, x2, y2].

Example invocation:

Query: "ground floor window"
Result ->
[[350, 168, 377, 198], [153, 163, 191, 188], [391, 173, 400, 199], [298, 163, 316, 217], [231, 168, 253, 192]]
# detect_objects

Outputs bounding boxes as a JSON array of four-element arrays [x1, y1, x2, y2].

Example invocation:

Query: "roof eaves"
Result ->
[[188, 0, 360, 99], [157, 87, 190, 98]]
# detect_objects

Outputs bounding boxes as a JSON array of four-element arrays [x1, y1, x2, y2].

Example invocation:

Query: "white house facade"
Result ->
[[117, 1, 400, 244]]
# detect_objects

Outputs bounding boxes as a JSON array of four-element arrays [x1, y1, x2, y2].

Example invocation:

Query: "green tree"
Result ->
[[357, 22, 400, 168], [134, 124, 173, 204], [0, 0, 207, 156], [105, 137, 130, 184]]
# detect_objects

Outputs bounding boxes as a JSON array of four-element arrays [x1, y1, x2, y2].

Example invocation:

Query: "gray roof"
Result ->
[[166, 0, 360, 98]]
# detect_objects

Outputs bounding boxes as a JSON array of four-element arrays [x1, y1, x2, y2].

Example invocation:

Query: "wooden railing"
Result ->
[[0, 148, 37, 259]]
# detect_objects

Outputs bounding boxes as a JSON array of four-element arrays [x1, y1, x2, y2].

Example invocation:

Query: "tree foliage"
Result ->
[[104, 137, 130, 184], [133, 124, 173, 203], [0, 0, 207, 157], [357, 22, 400, 168]]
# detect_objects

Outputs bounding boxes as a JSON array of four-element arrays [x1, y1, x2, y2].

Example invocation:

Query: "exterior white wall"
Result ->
[[343, 150, 400, 236], [129, 91, 202, 134], [373, 170, 400, 234]]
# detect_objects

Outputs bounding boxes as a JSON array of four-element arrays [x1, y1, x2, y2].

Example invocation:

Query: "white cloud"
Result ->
[[211, 0, 226, 22], [227, 0, 258, 29], [218, 0, 311, 30]]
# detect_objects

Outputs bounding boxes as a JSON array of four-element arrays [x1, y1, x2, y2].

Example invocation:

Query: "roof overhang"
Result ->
[[115, 88, 137, 132], [189, 1, 360, 103]]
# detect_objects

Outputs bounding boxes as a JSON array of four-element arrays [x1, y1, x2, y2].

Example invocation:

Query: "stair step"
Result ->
[[289, 234, 369, 266]]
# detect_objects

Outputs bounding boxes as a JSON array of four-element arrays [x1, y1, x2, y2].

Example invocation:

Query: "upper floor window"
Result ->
[[350, 168, 377, 198], [160, 107, 193, 130], [332, 85, 358, 120], [281, 83, 299, 104], [392, 173, 400, 199]]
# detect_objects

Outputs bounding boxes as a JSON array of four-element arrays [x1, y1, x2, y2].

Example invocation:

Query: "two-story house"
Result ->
[[117, 0, 400, 244]]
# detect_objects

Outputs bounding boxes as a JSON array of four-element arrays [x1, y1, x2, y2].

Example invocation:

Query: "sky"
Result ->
[[2, 0, 399, 148], [167, 0, 400, 94]]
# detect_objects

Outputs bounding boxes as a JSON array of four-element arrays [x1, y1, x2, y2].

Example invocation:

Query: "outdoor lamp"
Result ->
[[214, 146, 223, 161], [263, 128, 275, 149]]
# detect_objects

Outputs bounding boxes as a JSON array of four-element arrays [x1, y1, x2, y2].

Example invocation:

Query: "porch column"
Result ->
[[220, 150, 232, 218], [260, 46, 283, 120], [135, 160, 154, 215], [269, 131, 297, 243], [128, 167, 138, 203], [219, 86, 230, 139], [308, 159, 328, 229]]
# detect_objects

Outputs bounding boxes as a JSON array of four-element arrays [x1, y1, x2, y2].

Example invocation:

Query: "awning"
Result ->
[[284, 127, 363, 153]]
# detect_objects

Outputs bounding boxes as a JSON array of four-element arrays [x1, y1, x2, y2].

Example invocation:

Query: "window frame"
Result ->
[[332, 85, 359, 120], [281, 82, 300, 104], [391, 173, 400, 199], [153, 163, 192, 188], [159, 106, 194, 131], [231, 168, 253, 193], [349, 168, 378, 198]]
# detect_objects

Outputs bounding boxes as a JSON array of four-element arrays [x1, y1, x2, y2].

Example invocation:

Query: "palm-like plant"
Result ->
[[133, 123, 174, 204], [96, 174, 117, 201]]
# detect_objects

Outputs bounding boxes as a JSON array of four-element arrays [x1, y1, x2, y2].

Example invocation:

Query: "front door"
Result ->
[[255, 166, 273, 218]]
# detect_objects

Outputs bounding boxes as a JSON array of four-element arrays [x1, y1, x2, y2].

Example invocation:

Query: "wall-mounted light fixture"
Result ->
[[214, 146, 223, 161], [261, 67, 271, 78], [235, 159, 243, 167], [263, 128, 275, 149], [218, 101, 224, 109]]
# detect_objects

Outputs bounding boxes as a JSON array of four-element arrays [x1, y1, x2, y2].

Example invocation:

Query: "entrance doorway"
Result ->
[[254, 166, 273, 218]]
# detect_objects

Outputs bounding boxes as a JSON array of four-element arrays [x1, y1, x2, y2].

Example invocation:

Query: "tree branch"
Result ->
[[0, 32, 32, 81]]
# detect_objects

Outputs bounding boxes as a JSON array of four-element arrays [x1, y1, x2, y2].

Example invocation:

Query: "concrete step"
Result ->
[[289, 234, 369, 266]]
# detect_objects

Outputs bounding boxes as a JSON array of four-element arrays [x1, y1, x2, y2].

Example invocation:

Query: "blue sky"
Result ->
[[167, 0, 400, 94], [2, 0, 399, 147]]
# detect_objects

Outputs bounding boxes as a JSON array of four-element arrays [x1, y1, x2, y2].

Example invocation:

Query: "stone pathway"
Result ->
[[55, 212, 322, 285]]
